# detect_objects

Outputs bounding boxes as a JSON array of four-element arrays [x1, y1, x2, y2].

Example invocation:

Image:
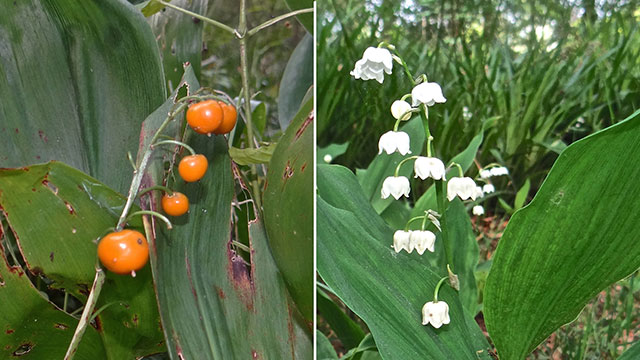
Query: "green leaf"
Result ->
[[283, 0, 313, 33], [0, 0, 166, 195], [514, 178, 530, 210], [317, 330, 339, 360], [0, 162, 163, 359], [356, 117, 425, 215], [142, 70, 312, 359], [140, 0, 167, 17], [484, 110, 640, 359], [340, 333, 378, 360], [410, 130, 484, 218], [317, 164, 492, 359], [252, 102, 267, 135], [278, 34, 313, 130], [317, 289, 365, 349], [318, 142, 350, 164], [228, 143, 277, 165], [263, 97, 314, 321], [620, 341, 640, 360], [149, 0, 207, 92]]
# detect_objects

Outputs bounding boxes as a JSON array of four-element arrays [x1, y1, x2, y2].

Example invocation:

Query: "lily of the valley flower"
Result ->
[[479, 169, 492, 179], [422, 301, 450, 328], [411, 82, 446, 107], [350, 47, 393, 84], [414, 157, 446, 181], [381, 176, 411, 200], [483, 184, 495, 194], [472, 205, 485, 216], [378, 131, 411, 155], [447, 177, 478, 201], [410, 230, 436, 255], [474, 186, 484, 200], [490, 166, 509, 176], [391, 100, 412, 120], [393, 230, 411, 253]]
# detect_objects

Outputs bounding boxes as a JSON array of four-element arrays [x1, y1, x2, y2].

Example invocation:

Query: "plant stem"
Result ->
[[404, 215, 425, 231], [239, 0, 263, 212], [158, 0, 236, 35], [394, 155, 419, 177], [433, 276, 448, 302], [64, 267, 105, 360], [153, 139, 196, 155], [247, 8, 313, 36]]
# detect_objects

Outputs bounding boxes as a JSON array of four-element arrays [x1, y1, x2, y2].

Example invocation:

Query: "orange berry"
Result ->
[[162, 192, 189, 216], [97, 229, 149, 275], [178, 154, 208, 182], [213, 101, 238, 134], [186, 100, 223, 134]]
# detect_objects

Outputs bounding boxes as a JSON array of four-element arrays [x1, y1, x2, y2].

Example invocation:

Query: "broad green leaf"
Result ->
[[410, 130, 484, 218], [228, 143, 277, 165], [484, 110, 640, 360], [263, 97, 314, 321], [317, 289, 365, 349], [620, 341, 640, 360], [0, 162, 163, 359], [283, 0, 313, 33], [140, 71, 312, 359], [356, 117, 425, 215], [318, 142, 350, 164], [148, 0, 206, 93], [317, 330, 339, 360], [0, 0, 166, 195], [317, 164, 492, 359], [278, 34, 313, 130]]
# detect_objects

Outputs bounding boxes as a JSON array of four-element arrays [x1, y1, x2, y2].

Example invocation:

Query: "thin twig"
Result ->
[[64, 268, 105, 360]]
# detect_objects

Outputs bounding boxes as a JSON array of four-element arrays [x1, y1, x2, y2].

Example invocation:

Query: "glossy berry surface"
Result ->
[[213, 101, 238, 134], [178, 154, 208, 182], [162, 192, 189, 216], [97, 229, 149, 275], [186, 100, 223, 134]]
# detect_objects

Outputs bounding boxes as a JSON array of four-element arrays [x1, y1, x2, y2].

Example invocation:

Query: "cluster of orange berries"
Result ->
[[98, 99, 237, 275]]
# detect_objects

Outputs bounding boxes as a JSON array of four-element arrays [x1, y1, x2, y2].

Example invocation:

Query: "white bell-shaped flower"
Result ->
[[490, 166, 509, 176], [381, 176, 411, 200], [350, 47, 393, 84], [472, 205, 485, 216], [483, 184, 495, 194], [479, 169, 492, 179], [414, 157, 446, 181], [474, 186, 484, 200], [378, 131, 411, 155], [447, 177, 478, 201], [391, 100, 412, 120], [393, 230, 411, 253], [422, 301, 450, 328], [411, 82, 446, 107], [410, 230, 436, 255]]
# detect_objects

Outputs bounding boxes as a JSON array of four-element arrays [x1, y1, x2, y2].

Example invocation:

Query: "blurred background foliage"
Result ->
[[318, 0, 640, 203]]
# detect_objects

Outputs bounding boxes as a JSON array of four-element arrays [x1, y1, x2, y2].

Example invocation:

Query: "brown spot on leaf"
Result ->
[[12, 343, 33, 356], [38, 130, 48, 143], [251, 350, 259, 359], [54, 323, 68, 330], [282, 162, 294, 181], [5, 329, 14, 334], [14, 128, 18, 134], [294, 111, 313, 141], [132, 314, 139, 327], [226, 245, 254, 311], [216, 286, 226, 299], [64, 201, 75, 214], [42, 180, 58, 195], [49, 252, 54, 262], [300, 162, 307, 172]]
